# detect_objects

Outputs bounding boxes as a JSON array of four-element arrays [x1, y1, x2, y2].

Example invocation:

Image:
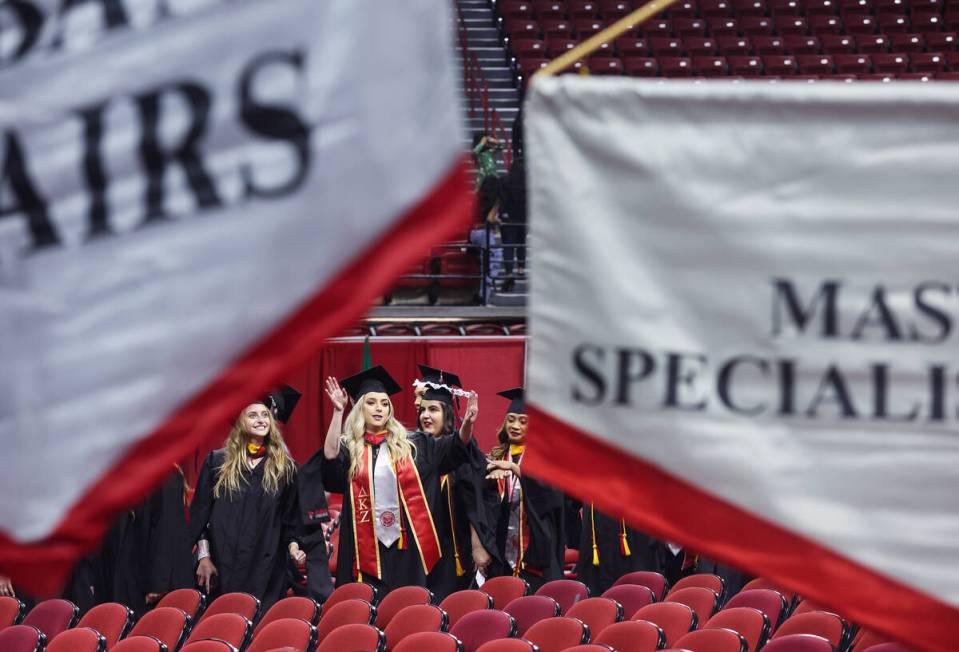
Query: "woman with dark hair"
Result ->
[[190, 386, 304, 613], [316, 365, 477, 595], [484, 388, 565, 592], [415, 365, 499, 600]]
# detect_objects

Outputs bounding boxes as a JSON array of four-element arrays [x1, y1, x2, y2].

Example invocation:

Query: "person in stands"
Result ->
[[190, 386, 305, 613], [484, 388, 565, 592], [317, 365, 476, 595]]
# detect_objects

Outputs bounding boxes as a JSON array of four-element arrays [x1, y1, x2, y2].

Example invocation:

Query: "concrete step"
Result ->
[[464, 26, 500, 39]]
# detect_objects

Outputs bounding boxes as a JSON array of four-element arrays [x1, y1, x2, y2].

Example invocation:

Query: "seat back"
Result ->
[[852, 629, 891, 651], [375, 586, 433, 628], [0, 596, 25, 629], [705, 607, 770, 652], [112, 637, 167, 652], [601, 584, 655, 620], [23, 598, 79, 640], [772, 611, 846, 648], [524, 616, 589, 652], [594, 619, 665, 652], [439, 590, 493, 628], [762, 633, 836, 652], [450, 609, 517, 652], [315, 623, 385, 652], [316, 599, 375, 642], [674, 627, 749, 652], [566, 597, 623, 639], [612, 571, 668, 600], [324, 582, 378, 612], [128, 606, 191, 651], [665, 587, 719, 627], [504, 595, 560, 636], [199, 593, 260, 625], [633, 602, 697, 647], [384, 604, 448, 649], [393, 631, 461, 652], [77, 602, 135, 648], [0, 625, 46, 652], [862, 644, 916, 652], [180, 641, 238, 652], [183, 612, 251, 649], [474, 640, 537, 652], [725, 589, 789, 632], [156, 589, 207, 622], [46, 627, 107, 652], [254, 596, 320, 636], [670, 574, 726, 603], [246, 618, 317, 652], [480, 576, 529, 609], [535, 579, 589, 615]]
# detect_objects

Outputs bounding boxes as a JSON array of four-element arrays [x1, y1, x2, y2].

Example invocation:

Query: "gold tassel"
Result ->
[[454, 552, 465, 577], [590, 503, 600, 566], [621, 520, 632, 557]]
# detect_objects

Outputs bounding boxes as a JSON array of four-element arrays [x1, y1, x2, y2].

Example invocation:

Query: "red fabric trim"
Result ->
[[352, 445, 381, 579], [523, 404, 959, 652], [0, 156, 473, 595], [395, 455, 442, 574]]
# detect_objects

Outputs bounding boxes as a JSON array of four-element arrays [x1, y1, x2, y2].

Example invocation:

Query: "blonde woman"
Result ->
[[316, 365, 477, 595], [190, 387, 305, 612]]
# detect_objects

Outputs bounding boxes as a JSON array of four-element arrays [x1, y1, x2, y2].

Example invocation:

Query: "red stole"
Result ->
[[350, 442, 441, 580]]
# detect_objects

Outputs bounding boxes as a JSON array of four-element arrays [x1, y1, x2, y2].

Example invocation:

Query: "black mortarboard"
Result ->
[[497, 387, 525, 415], [260, 384, 301, 423], [417, 364, 462, 404], [341, 365, 403, 401]]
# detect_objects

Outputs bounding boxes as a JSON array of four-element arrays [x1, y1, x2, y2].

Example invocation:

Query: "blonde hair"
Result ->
[[342, 395, 415, 479], [214, 408, 296, 499]]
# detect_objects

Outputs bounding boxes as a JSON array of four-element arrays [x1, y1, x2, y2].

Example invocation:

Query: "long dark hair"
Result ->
[[418, 399, 455, 437]]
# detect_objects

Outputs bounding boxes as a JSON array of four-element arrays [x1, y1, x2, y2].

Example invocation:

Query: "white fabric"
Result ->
[[0, 0, 462, 541], [526, 78, 959, 607], [372, 443, 401, 547]]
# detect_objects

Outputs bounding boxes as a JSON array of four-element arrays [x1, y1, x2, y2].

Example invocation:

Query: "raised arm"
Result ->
[[324, 376, 348, 460], [459, 391, 478, 444]]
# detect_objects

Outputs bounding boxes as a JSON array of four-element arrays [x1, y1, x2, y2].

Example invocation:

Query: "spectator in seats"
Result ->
[[414, 365, 499, 600], [577, 503, 661, 596], [317, 366, 476, 595], [484, 388, 565, 592], [190, 387, 305, 613], [469, 194, 504, 302], [472, 133, 502, 191], [500, 155, 527, 280]]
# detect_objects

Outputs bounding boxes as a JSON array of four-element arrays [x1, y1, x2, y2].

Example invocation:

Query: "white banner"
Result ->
[[0, 0, 464, 559], [525, 77, 959, 649]]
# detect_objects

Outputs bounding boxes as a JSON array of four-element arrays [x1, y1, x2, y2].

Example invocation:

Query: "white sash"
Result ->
[[373, 443, 401, 547]]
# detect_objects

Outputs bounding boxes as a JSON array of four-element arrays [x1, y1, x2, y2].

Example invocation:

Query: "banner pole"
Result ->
[[535, 0, 680, 78]]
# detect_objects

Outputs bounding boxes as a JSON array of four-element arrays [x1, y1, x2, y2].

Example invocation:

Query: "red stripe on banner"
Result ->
[[0, 155, 473, 595], [523, 404, 959, 652]]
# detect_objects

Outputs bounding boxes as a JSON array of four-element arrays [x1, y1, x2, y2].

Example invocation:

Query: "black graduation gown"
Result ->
[[427, 439, 500, 601], [95, 471, 193, 616], [576, 504, 659, 597], [296, 454, 334, 603], [485, 457, 565, 593], [190, 450, 300, 613], [319, 432, 469, 596]]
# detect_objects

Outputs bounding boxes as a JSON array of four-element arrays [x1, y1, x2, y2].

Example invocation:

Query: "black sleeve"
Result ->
[[146, 471, 194, 593], [188, 452, 219, 545], [299, 449, 331, 527], [415, 432, 469, 476], [320, 444, 351, 493], [280, 469, 302, 549], [453, 440, 500, 560]]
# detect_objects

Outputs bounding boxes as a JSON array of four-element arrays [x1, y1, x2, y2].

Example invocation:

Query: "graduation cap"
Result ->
[[260, 384, 301, 424], [340, 365, 403, 402], [498, 387, 525, 415], [417, 364, 463, 404]]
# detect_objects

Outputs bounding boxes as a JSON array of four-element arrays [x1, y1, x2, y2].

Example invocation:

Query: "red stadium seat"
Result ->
[[23, 599, 79, 640], [613, 571, 668, 601], [254, 597, 320, 637], [705, 608, 771, 652], [499, 0, 535, 19], [844, 14, 877, 33], [600, 0, 633, 19], [393, 631, 461, 652], [439, 590, 493, 628], [863, 644, 917, 652], [588, 40, 617, 57], [525, 616, 589, 652], [384, 604, 448, 650], [777, 16, 812, 36], [840, 0, 874, 13], [641, 18, 673, 36], [507, 19, 541, 39], [601, 585, 654, 619], [911, 52, 947, 72], [742, 16, 775, 35], [567, 597, 623, 639], [157, 589, 206, 622], [0, 624, 45, 652], [184, 613, 251, 650], [504, 596, 560, 635], [535, 579, 589, 616], [376, 586, 433, 629], [835, 53, 872, 74], [728, 55, 764, 75], [700, 0, 733, 16], [563, 646, 610, 652], [246, 618, 317, 652], [128, 607, 191, 652], [480, 576, 529, 610], [316, 599, 376, 642], [872, 53, 909, 73], [200, 593, 260, 625], [674, 627, 749, 652], [574, 18, 605, 37], [0, 596, 25, 630], [623, 57, 659, 75], [887, 33, 923, 52], [180, 641, 238, 652], [669, 0, 698, 16], [665, 587, 718, 626], [819, 34, 855, 53], [507, 323, 527, 336], [725, 589, 789, 632], [112, 637, 167, 652], [77, 602, 134, 649], [314, 623, 384, 652], [47, 627, 107, 652], [763, 55, 798, 74], [807, 15, 843, 33], [805, 0, 838, 13], [852, 629, 892, 651], [796, 54, 835, 74], [856, 34, 890, 52], [512, 38, 547, 59], [716, 36, 753, 56], [615, 36, 650, 57], [475, 640, 537, 652], [733, 0, 769, 16], [419, 323, 463, 336], [594, 619, 665, 652], [633, 602, 696, 647], [544, 37, 577, 57], [914, 11, 946, 31], [709, 18, 741, 36], [659, 56, 695, 76], [771, 612, 847, 649], [569, 0, 601, 18], [649, 36, 684, 56], [674, 17, 708, 36], [762, 634, 836, 652], [542, 18, 574, 37], [450, 610, 517, 652], [878, 12, 910, 32], [685, 37, 719, 55], [532, 0, 565, 20], [693, 56, 729, 75], [671, 575, 726, 603], [588, 57, 625, 74], [769, 0, 802, 14], [324, 582, 378, 612]]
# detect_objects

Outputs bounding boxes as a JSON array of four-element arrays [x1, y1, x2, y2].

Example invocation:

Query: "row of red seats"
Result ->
[[496, 0, 955, 22], [513, 32, 958, 59], [339, 323, 526, 337]]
